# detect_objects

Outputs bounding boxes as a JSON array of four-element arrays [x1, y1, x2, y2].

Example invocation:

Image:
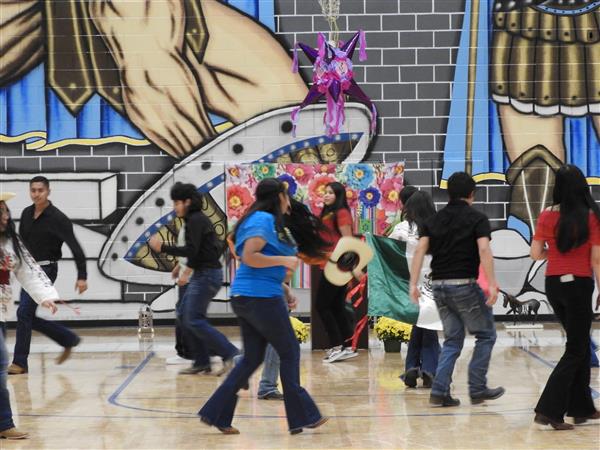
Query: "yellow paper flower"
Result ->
[[373, 317, 412, 342], [290, 316, 310, 343]]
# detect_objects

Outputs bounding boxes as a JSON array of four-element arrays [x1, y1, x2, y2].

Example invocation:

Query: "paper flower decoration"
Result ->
[[291, 30, 377, 137]]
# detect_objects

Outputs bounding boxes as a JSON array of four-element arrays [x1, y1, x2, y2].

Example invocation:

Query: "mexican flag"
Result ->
[[366, 233, 419, 324]]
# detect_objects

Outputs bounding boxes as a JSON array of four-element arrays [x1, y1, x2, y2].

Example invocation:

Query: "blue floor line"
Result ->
[[519, 347, 600, 399]]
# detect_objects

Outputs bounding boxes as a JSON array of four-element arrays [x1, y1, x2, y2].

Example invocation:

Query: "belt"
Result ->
[[431, 278, 476, 286], [37, 260, 57, 266]]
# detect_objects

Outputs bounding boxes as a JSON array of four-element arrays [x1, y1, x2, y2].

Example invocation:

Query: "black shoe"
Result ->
[[401, 368, 419, 388], [258, 391, 284, 400], [470, 387, 505, 405], [429, 393, 460, 407], [421, 372, 433, 389]]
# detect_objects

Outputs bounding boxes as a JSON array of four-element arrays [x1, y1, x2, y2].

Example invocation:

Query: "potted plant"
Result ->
[[290, 316, 310, 343], [373, 317, 412, 353]]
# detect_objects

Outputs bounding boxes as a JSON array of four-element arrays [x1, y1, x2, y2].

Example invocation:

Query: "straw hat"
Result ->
[[324, 236, 373, 286], [0, 192, 16, 202]]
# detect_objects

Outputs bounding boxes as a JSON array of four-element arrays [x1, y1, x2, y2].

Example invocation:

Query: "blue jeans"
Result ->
[[0, 325, 14, 432], [175, 283, 208, 364], [405, 326, 440, 377], [13, 264, 79, 369], [258, 344, 280, 396], [199, 296, 322, 431], [179, 269, 237, 364], [431, 283, 496, 397]]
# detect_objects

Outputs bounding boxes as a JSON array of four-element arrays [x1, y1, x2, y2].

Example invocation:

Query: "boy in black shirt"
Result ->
[[409, 172, 504, 407], [9, 176, 84, 375], [149, 183, 239, 374]]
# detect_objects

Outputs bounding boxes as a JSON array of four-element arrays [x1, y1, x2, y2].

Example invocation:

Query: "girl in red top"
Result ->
[[317, 182, 357, 363], [531, 165, 600, 430]]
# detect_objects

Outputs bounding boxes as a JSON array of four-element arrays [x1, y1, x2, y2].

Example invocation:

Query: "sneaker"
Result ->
[[56, 336, 81, 365], [421, 372, 433, 389], [336, 348, 359, 361], [166, 355, 190, 365], [429, 393, 460, 407], [258, 390, 284, 400], [0, 427, 29, 440], [179, 364, 211, 375], [7, 364, 27, 375], [323, 347, 345, 363], [470, 387, 505, 405], [322, 346, 341, 361], [401, 368, 419, 388]]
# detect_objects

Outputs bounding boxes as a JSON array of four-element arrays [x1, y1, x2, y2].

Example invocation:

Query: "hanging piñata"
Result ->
[[291, 30, 377, 137]]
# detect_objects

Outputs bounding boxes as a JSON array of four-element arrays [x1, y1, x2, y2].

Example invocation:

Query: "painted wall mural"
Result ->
[[443, 0, 600, 305], [3, 0, 596, 321], [1, 0, 305, 155]]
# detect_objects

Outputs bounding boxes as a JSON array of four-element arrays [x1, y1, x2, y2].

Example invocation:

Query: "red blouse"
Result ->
[[533, 210, 600, 277], [320, 208, 353, 252]]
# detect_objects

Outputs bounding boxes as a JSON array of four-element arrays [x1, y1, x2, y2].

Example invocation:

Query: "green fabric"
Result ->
[[366, 233, 419, 324]]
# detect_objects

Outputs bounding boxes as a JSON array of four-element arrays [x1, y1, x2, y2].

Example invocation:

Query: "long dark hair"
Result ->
[[285, 198, 331, 258], [170, 182, 205, 215], [233, 178, 292, 245], [320, 181, 351, 234], [553, 165, 600, 253], [403, 191, 436, 233], [0, 201, 24, 262]]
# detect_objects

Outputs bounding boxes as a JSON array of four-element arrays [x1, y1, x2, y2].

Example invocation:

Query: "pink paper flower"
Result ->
[[380, 178, 402, 212], [345, 188, 359, 210], [227, 184, 253, 219], [287, 164, 315, 185]]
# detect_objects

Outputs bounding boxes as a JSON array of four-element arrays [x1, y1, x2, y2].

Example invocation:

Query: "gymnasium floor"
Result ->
[[3, 324, 599, 450]]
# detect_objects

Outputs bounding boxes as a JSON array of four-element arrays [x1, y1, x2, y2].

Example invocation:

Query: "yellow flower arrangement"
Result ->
[[373, 317, 412, 342], [290, 316, 310, 343]]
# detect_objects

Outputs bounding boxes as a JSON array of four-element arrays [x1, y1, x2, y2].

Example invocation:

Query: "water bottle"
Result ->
[[138, 304, 154, 337]]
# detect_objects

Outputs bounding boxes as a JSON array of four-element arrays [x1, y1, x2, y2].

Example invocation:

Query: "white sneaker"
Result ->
[[323, 347, 345, 363], [323, 346, 342, 361], [336, 348, 358, 361], [166, 355, 190, 365]]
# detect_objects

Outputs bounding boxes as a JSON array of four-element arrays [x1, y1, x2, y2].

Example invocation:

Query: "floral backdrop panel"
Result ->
[[225, 163, 405, 289]]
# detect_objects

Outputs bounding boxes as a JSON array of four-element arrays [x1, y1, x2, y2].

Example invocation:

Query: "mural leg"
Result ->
[[498, 105, 565, 237]]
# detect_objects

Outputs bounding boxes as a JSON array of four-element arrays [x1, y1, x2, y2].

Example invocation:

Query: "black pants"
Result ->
[[315, 271, 352, 348], [535, 276, 597, 421]]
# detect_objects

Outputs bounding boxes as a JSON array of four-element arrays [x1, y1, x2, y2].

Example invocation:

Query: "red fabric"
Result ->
[[533, 211, 600, 277], [0, 269, 8, 285]]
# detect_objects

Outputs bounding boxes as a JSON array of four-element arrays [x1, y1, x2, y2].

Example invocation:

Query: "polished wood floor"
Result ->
[[2, 324, 599, 449]]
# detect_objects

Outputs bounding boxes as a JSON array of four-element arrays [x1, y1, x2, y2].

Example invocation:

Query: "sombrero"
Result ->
[[0, 192, 16, 202], [324, 236, 373, 286]]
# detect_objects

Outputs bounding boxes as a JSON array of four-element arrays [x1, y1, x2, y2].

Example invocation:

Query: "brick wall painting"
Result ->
[[3, 0, 597, 321]]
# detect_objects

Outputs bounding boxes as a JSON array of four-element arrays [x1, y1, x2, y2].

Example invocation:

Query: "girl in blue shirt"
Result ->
[[199, 178, 330, 435]]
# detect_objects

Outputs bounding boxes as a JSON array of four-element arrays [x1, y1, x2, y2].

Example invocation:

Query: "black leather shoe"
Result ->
[[534, 413, 574, 430], [421, 372, 433, 389], [401, 368, 419, 388], [429, 393, 460, 407], [470, 387, 505, 404]]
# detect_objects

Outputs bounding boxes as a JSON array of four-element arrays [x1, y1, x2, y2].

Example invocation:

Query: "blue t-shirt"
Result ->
[[231, 211, 297, 298]]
